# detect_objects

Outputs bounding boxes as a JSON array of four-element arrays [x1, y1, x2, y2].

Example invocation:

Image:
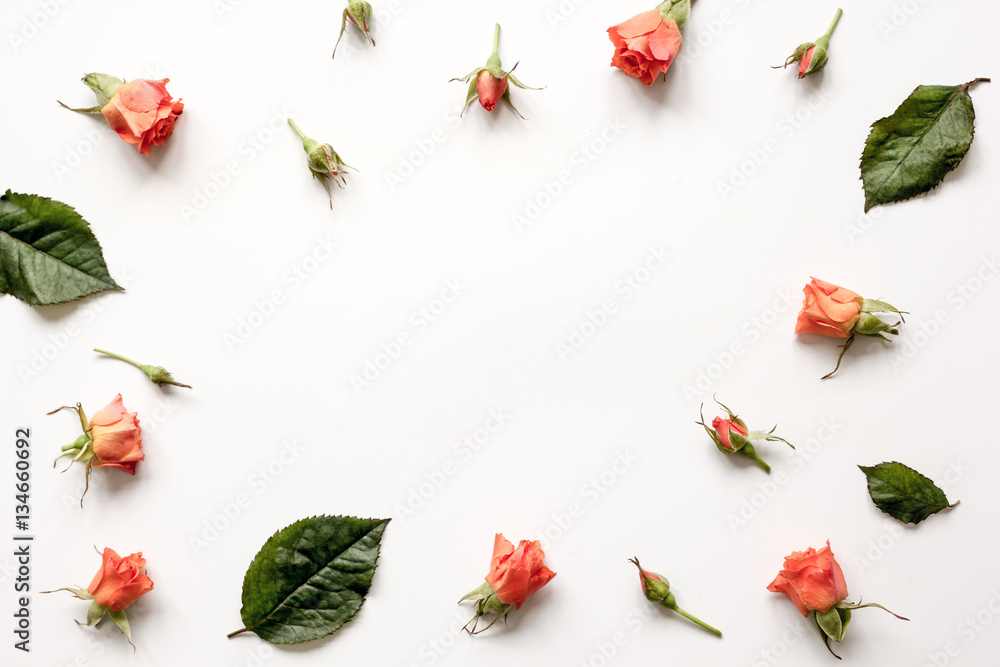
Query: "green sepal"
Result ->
[[108, 609, 134, 648], [462, 78, 478, 115], [861, 298, 904, 316], [81, 73, 124, 108], [657, 0, 690, 29], [346, 1, 375, 45], [85, 601, 107, 627], [727, 429, 750, 453], [501, 87, 525, 120], [815, 606, 850, 643], [43, 586, 92, 600], [508, 71, 541, 91], [854, 312, 899, 337]]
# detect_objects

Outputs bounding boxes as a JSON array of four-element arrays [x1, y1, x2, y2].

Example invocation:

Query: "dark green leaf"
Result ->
[[233, 515, 389, 645], [860, 78, 989, 212], [859, 461, 956, 524], [0, 191, 122, 305]]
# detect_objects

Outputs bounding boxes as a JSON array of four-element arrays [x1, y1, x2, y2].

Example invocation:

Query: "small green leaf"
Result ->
[[859, 461, 957, 524], [0, 191, 122, 305], [815, 607, 844, 643], [860, 78, 989, 212], [231, 515, 389, 645]]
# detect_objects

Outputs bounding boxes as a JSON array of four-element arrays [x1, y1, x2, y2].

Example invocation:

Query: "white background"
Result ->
[[2, 0, 998, 665]]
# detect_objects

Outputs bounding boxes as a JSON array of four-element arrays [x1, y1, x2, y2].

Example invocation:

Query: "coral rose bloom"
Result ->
[[89, 394, 144, 474], [608, 10, 683, 85], [767, 541, 848, 616], [101, 79, 184, 155], [88, 548, 154, 612], [795, 278, 863, 339], [484, 534, 556, 609]]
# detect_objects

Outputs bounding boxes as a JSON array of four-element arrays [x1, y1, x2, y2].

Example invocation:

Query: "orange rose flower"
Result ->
[[608, 10, 683, 85], [767, 541, 848, 616], [89, 394, 144, 474], [484, 534, 556, 609], [795, 278, 863, 339], [101, 79, 184, 155], [88, 548, 154, 612]]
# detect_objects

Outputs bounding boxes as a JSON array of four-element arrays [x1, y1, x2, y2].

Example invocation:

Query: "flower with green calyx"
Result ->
[[768, 541, 907, 659], [43, 547, 153, 649], [459, 581, 513, 634], [94, 348, 190, 388], [774, 8, 842, 78], [451, 23, 542, 119], [288, 118, 353, 208], [332, 1, 375, 58], [50, 395, 144, 506], [629, 558, 722, 637], [695, 397, 794, 474]]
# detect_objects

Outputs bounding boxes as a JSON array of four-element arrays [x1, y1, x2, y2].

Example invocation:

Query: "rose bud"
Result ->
[[696, 397, 794, 473], [50, 394, 144, 505], [629, 558, 722, 636], [794, 277, 906, 378], [288, 118, 353, 208], [43, 547, 153, 645], [94, 348, 190, 388], [608, 0, 688, 86], [59, 73, 183, 155], [452, 24, 541, 118], [332, 0, 375, 58], [774, 9, 842, 79], [768, 541, 907, 657], [459, 533, 555, 634]]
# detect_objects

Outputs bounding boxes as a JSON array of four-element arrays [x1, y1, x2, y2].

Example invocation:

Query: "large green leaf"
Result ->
[[231, 515, 389, 645], [860, 78, 989, 212], [858, 462, 957, 524], [0, 190, 122, 305]]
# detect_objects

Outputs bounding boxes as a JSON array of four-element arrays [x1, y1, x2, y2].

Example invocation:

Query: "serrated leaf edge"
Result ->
[[235, 514, 390, 645], [0, 190, 123, 305], [858, 461, 956, 524], [860, 82, 978, 212]]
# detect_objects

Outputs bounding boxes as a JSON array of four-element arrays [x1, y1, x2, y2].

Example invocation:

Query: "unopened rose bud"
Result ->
[[697, 398, 794, 474], [775, 9, 842, 79], [452, 24, 541, 118], [94, 348, 191, 388], [629, 558, 722, 637], [333, 0, 376, 58], [288, 118, 352, 208]]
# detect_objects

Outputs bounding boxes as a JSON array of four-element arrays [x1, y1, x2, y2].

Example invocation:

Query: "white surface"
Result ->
[[2, 0, 999, 665]]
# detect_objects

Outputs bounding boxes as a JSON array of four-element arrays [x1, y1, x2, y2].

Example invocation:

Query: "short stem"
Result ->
[[287, 119, 307, 141], [673, 607, 723, 637], [94, 348, 141, 369], [492, 23, 500, 56], [227, 627, 250, 638], [823, 8, 843, 39]]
